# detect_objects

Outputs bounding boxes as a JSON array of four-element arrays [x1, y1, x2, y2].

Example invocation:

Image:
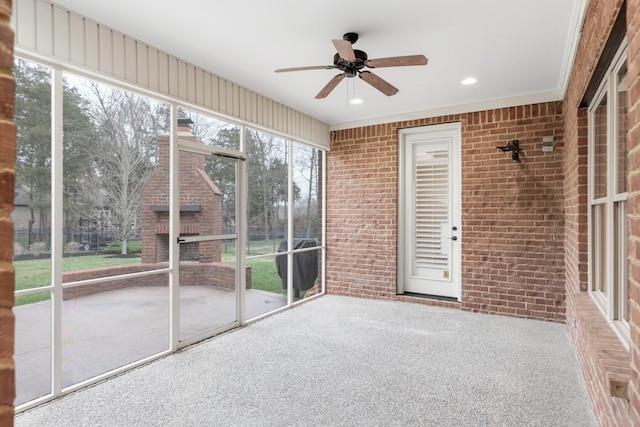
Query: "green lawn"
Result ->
[[222, 238, 290, 258], [246, 256, 285, 295], [14, 255, 142, 306], [14, 248, 289, 305]]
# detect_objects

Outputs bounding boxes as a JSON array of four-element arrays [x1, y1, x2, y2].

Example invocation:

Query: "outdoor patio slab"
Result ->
[[15, 295, 595, 426], [13, 286, 288, 405]]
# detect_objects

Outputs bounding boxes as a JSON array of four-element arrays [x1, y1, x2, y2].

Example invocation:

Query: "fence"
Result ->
[[13, 227, 113, 256]]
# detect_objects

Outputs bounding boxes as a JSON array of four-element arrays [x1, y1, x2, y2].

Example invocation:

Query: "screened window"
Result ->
[[12, 57, 326, 410]]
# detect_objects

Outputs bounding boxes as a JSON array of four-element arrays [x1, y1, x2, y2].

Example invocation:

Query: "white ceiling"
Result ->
[[50, 0, 586, 129]]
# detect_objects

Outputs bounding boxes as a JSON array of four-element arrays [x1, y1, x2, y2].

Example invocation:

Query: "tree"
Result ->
[[14, 59, 52, 247], [78, 82, 169, 254], [62, 80, 99, 244], [246, 130, 299, 241], [14, 59, 96, 249], [203, 126, 239, 232], [294, 146, 319, 239], [183, 119, 301, 241]]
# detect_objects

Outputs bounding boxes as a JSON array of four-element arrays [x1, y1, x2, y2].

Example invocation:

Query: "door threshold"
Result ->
[[400, 292, 460, 303]]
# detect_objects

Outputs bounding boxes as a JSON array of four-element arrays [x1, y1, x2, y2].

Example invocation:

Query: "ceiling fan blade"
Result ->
[[366, 55, 428, 68], [275, 65, 335, 73], [332, 39, 356, 62], [315, 74, 346, 99], [359, 71, 399, 96]]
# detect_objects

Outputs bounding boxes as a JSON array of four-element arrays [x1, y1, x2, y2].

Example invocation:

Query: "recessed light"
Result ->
[[350, 98, 363, 105], [461, 77, 477, 85]]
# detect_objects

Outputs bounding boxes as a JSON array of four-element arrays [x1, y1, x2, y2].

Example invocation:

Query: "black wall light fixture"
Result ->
[[496, 140, 519, 162]]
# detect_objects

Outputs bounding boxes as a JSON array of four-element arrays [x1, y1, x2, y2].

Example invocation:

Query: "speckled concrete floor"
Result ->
[[15, 295, 595, 427]]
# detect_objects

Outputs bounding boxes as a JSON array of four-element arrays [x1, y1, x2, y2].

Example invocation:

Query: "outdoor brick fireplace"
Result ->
[[141, 119, 222, 264], [139, 119, 250, 289]]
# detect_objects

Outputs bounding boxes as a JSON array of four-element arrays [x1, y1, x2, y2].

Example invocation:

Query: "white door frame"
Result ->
[[174, 136, 246, 349], [397, 122, 462, 300]]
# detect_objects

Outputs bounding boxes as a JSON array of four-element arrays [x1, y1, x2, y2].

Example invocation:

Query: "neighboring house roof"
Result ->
[[14, 186, 30, 206]]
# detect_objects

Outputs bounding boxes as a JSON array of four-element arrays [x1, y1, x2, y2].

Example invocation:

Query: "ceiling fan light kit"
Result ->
[[275, 32, 428, 99]]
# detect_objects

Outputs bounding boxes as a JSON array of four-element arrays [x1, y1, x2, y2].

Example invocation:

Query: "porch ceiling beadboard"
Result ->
[[10, 0, 330, 149]]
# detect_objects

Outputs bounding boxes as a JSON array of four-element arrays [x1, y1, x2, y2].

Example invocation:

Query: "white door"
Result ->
[[398, 123, 461, 300]]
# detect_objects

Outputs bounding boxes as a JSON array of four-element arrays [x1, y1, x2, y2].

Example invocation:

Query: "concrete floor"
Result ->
[[15, 295, 595, 426], [14, 286, 288, 406]]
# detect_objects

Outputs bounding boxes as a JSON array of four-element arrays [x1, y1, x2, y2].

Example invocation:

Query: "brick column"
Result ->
[[0, 0, 14, 424]]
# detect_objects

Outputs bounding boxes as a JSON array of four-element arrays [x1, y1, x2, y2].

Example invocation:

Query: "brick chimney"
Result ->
[[140, 118, 222, 264]]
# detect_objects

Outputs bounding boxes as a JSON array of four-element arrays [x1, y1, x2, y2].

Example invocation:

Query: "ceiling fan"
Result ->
[[275, 32, 428, 99]]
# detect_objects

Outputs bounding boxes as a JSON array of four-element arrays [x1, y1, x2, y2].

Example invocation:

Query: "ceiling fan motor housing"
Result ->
[[333, 50, 368, 77]]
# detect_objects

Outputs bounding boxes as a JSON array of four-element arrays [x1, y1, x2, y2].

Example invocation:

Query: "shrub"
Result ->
[[13, 242, 26, 257], [30, 242, 46, 257], [102, 240, 142, 255], [65, 241, 83, 253]]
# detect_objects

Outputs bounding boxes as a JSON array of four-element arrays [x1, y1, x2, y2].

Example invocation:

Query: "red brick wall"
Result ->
[[627, 0, 640, 423], [327, 102, 565, 321], [0, 0, 13, 423], [61, 263, 252, 299], [562, 0, 640, 425]]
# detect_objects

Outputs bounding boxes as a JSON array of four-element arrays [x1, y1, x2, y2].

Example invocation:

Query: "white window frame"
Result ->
[[587, 40, 629, 347]]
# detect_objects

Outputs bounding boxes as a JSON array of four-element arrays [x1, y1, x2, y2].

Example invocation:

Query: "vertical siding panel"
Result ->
[[148, 48, 159, 91], [287, 111, 292, 141], [98, 27, 112, 75], [274, 103, 281, 132], [279, 104, 285, 133], [256, 95, 262, 127], [186, 64, 196, 103], [35, 0, 53, 54], [246, 89, 253, 122], [298, 112, 304, 138], [247, 89, 254, 122], [262, 98, 273, 129], [158, 53, 169, 94], [84, 21, 99, 70], [112, 33, 126, 78], [218, 78, 227, 113], [69, 14, 84, 64], [16, 0, 36, 49], [225, 81, 234, 116], [210, 75, 220, 110], [288, 108, 294, 136], [52, 6, 70, 60], [251, 92, 258, 123], [232, 83, 240, 117], [125, 38, 137, 82], [256, 94, 263, 127], [203, 72, 212, 108], [177, 60, 187, 99], [195, 68, 204, 105], [262, 96, 269, 128], [136, 43, 148, 86], [292, 110, 299, 137], [238, 87, 247, 121], [168, 56, 179, 96]]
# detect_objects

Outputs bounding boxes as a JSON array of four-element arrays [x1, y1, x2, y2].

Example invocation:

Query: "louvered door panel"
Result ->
[[413, 150, 450, 272]]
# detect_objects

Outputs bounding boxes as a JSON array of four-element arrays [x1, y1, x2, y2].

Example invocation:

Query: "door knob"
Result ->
[[449, 236, 457, 241]]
